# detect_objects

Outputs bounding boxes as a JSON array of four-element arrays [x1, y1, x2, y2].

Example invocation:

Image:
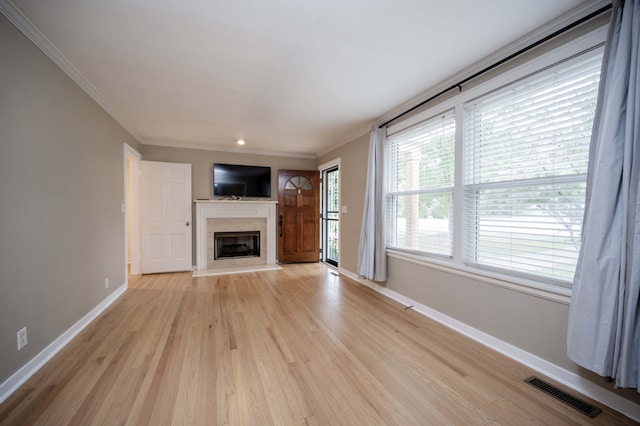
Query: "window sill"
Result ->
[[386, 249, 572, 305]]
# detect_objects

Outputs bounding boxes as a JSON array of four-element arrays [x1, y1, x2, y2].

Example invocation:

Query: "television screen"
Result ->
[[213, 163, 271, 198]]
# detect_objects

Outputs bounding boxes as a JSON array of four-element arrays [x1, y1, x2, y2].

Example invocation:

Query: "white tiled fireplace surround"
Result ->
[[194, 200, 280, 276]]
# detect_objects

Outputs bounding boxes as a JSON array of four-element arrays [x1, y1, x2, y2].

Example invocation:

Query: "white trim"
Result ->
[[317, 158, 341, 173], [387, 26, 608, 136], [124, 144, 141, 276], [194, 200, 278, 271], [387, 250, 571, 304], [142, 140, 316, 160], [320, 4, 611, 155], [318, 158, 342, 268], [315, 126, 370, 158], [124, 143, 142, 160], [382, 27, 608, 302], [452, 104, 465, 267], [338, 268, 640, 422], [0, 282, 127, 404], [375, 0, 610, 129], [0, 0, 140, 143]]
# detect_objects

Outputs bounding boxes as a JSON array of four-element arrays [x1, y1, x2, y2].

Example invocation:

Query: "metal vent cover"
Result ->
[[524, 376, 602, 418]]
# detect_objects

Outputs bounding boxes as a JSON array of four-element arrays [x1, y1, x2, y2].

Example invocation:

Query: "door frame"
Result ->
[[318, 158, 341, 268], [124, 143, 141, 276]]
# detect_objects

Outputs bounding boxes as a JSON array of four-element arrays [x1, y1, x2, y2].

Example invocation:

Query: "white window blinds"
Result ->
[[463, 51, 602, 284], [386, 112, 456, 256]]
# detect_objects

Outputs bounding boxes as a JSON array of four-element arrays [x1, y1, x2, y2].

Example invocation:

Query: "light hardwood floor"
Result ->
[[0, 264, 636, 425]]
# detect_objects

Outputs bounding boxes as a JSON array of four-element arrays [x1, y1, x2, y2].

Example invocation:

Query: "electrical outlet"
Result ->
[[104, 278, 109, 289], [17, 327, 27, 350]]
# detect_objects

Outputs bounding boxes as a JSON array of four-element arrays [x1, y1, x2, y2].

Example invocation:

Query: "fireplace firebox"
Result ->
[[214, 231, 260, 259]]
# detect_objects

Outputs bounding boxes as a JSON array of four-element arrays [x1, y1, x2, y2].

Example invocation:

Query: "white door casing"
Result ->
[[141, 161, 192, 274], [124, 143, 141, 276]]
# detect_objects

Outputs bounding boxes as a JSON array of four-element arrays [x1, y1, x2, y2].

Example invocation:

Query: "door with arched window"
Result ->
[[278, 169, 320, 263]]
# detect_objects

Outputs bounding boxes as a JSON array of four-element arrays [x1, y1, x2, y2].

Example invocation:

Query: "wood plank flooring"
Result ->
[[0, 264, 636, 425]]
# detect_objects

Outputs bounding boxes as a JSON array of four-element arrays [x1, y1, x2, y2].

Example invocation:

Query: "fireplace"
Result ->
[[194, 200, 278, 275], [215, 231, 260, 259]]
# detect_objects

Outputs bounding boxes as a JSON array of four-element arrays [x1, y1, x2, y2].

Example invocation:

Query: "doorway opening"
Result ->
[[124, 144, 141, 276], [320, 161, 340, 267]]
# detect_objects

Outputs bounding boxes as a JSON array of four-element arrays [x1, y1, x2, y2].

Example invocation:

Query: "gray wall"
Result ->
[[317, 134, 369, 273], [140, 144, 317, 261], [320, 133, 640, 407], [0, 15, 139, 384], [386, 248, 640, 407], [2, 4, 638, 412], [316, 11, 640, 408]]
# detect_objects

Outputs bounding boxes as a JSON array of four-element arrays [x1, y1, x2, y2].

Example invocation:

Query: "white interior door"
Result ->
[[141, 161, 192, 274]]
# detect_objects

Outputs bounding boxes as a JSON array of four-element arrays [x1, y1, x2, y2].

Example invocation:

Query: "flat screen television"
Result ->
[[213, 163, 271, 198]]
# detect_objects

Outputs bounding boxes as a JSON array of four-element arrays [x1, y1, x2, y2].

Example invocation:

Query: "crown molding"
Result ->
[[142, 139, 317, 160], [316, 124, 371, 158], [374, 0, 612, 128], [0, 0, 141, 142]]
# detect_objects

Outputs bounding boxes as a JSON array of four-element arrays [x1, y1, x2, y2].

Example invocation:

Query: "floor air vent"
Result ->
[[524, 376, 602, 418]]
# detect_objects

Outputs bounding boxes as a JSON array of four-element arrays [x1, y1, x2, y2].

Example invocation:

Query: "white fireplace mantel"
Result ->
[[194, 200, 278, 272]]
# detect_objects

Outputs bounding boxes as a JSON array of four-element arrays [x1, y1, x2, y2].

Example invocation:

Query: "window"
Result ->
[[385, 36, 604, 288], [386, 112, 456, 257], [464, 53, 602, 284]]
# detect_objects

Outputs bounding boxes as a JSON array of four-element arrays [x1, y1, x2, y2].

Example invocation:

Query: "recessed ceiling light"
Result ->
[[237, 139, 245, 145]]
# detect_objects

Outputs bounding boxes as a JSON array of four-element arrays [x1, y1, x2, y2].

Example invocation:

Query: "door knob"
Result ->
[[186, 221, 190, 226]]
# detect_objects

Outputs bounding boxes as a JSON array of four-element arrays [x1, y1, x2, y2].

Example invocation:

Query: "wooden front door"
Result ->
[[278, 170, 320, 263]]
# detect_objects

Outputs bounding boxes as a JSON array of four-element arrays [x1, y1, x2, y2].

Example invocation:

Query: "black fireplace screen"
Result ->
[[214, 231, 260, 259]]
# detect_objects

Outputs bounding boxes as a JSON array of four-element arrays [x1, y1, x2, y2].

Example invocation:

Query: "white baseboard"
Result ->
[[339, 268, 640, 422], [0, 282, 128, 404]]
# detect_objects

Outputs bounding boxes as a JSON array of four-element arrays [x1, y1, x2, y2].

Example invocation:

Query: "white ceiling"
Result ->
[[6, 0, 595, 157]]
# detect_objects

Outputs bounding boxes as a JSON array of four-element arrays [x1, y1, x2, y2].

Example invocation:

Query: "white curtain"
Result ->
[[567, 0, 640, 390], [357, 126, 387, 281]]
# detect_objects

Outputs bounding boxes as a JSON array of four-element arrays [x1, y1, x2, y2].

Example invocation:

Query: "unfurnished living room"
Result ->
[[1, 0, 640, 424]]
